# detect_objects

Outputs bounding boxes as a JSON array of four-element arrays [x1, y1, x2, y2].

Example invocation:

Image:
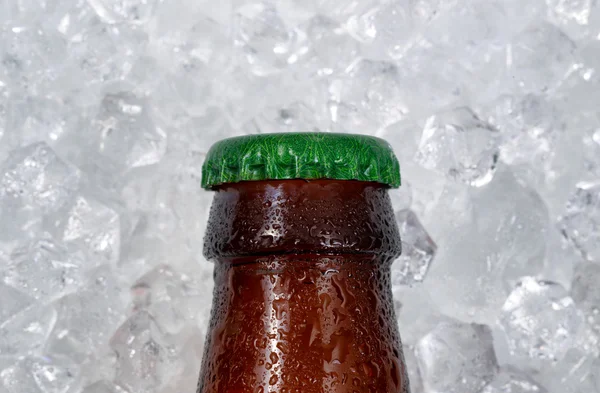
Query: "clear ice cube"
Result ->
[[423, 0, 510, 61], [47, 266, 127, 358], [0, 25, 68, 93], [0, 355, 80, 393], [509, 22, 577, 93], [394, 284, 448, 346], [559, 181, 600, 262], [2, 236, 84, 300], [131, 265, 202, 334], [417, 181, 507, 323], [2, 95, 73, 149], [299, 15, 359, 76], [87, 0, 159, 24], [1, 360, 44, 393], [415, 107, 500, 187], [392, 209, 437, 286], [234, 2, 297, 76], [481, 367, 548, 393], [45, 194, 121, 265], [0, 142, 80, 213], [541, 350, 600, 393], [481, 93, 580, 218], [110, 311, 179, 393], [416, 319, 499, 393], [88, 92, 167, 173], [0, 282, 34, 324], [571, 262, 600, 334], [30, 355, 81, 393], [64, 20, 145, 88], [329, 59, 408, 133], [0, 302, 57, 355], [547, 0, 597, 39], [483, 94, 566, 169], [471, 169, 549, 286], [498, 277, 587, 363], [346, 1, 415, 58]]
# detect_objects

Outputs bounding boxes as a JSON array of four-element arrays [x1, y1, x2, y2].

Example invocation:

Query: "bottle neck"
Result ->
[[203, 179, 402, 263], [199, 254, 408, 393]]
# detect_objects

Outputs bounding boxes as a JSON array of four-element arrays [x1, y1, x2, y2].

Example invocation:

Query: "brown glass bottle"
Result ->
[[196, 179, 410, 393]]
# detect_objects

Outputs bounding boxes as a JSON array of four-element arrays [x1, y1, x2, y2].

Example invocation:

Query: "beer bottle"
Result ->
[[197, 133, 410, 393]]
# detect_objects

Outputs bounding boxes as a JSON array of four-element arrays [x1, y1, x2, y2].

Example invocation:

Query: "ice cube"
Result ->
[[110, 311, 180, 393], [41, 1, 99, 40], [416, 320, 499, 393], [149, 5, 230, 65], [498, 277, 587, 363], [87, 0, 159, 24], [131, 265, 202, 334], [540, 350, 600, 393], [0, 360, 43, 393], [87, 92, 167, 173], [0, 302, 57, 355], [346, 1, 414, 58], [394, 284, 448, 346], [571, 262, 600, 334], [329, 59, 408, 133], [392, 209, 437, 286], [0, 142, 80, 213], [2, 95, 74, 149], [547, 0, 597, 39], [0, 355, 80, 393], [417, 180, 507, 323], [423, 0, 510, 61], [481, 367, 547, 393], [214, 64, 274, 127], [45, 194, 121, 265], [147, 17, 228, 117], [484, 94, 566, 169], [509, 22, 577, 93], [63, 20, 145, 89], [0, 25, 68, 93], [559, 181, 600, 262], [2, 236, 84, 300], [415, 107, 500, 187], [481, 93, 579, 217], [0, 282, 34, 324], [234, 2, 297, 76], [47, 266, 127, 358], [470, 169, 549, 286], [298, 15, 359, 76], [30, 355, 81, 393], [394, 38, 489, 116]]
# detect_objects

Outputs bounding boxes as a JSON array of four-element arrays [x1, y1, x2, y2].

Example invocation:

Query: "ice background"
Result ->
[[0, 0, 599, 392]]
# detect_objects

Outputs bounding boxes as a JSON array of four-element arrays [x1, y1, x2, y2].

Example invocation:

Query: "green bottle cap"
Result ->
[[201, 132, 401, 189]]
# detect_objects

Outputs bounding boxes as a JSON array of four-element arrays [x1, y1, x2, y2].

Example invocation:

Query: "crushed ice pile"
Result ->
[[0, 0, 599, 392]]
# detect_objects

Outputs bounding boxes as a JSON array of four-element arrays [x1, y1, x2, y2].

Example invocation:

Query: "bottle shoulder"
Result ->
[[203, 180, 402, 261]]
